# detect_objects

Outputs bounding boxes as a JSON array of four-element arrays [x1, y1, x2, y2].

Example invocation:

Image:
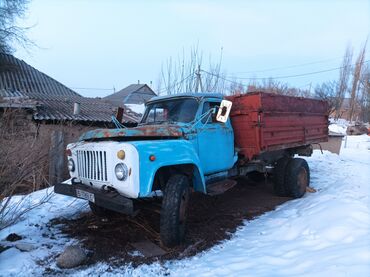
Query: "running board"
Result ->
[[206, 179, 237, 196]]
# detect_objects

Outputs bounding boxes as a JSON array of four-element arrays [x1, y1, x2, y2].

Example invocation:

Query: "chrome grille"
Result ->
[[77, 150, 108, 181]]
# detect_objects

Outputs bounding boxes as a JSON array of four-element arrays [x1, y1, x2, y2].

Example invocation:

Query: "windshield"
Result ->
[[141, 98, 199, 125]]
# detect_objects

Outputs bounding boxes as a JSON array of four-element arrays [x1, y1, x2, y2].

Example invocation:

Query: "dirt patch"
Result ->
[[51, 178, 291, 267]]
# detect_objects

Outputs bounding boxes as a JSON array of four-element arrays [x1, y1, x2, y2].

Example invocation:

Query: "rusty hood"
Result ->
[[79, 125, 185, 141]]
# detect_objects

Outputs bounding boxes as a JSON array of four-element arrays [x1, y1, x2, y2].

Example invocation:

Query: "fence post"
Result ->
[[49, 130, 65, 185]]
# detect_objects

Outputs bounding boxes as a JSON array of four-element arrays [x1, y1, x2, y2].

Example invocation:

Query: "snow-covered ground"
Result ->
[[329, 121, 347, 135], [0, 135, 369, 276]]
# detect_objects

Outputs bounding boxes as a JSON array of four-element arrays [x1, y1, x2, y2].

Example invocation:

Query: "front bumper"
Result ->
[[54, 180, 134, 215]]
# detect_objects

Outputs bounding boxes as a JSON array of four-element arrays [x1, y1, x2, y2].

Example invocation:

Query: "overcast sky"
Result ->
[[15, 0, 370, 98]]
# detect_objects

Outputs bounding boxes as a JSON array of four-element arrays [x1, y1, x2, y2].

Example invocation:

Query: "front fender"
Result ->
[[129, 140, 206, 197]]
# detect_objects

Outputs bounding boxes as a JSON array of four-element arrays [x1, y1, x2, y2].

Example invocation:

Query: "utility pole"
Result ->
[[195, 65, 203, 93]]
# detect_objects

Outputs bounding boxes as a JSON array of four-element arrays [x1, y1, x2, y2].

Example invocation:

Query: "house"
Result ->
[[104, 83, 156, 107], [0, 53, 140, 191], [0, 53, 140, 125]]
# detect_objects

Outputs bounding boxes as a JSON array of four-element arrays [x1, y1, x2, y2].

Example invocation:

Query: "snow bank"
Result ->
[[1, 135, 369, 276], [329, 118, 349, 135]]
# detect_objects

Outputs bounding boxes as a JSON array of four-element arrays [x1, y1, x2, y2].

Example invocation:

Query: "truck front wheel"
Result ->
[[160, 174, 190, 247], [285, 158, 310, 198]]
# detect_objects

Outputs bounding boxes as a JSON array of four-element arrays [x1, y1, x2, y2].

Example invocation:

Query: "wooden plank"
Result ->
[[48, 130, 64, 185]]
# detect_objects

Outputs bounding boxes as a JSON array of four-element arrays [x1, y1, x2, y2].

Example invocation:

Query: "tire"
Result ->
[[160, 174, 190, 247], [89, 201, 113, 217], [285, 158, 310, 198], [273, 157, 291, 196]]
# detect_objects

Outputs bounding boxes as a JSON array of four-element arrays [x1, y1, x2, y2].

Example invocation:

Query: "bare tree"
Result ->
[[334, 45, 353, 119], [228, 78, 245, 95], [0, 108, 52, 229], [314, 81, 338, 114], [243, 78, 310, 97], [0, 0, 30, 54], [158, 46, 227, 95], [348, 43, 367, 122], [245, 78, 288, 94], [358, 64, 370, 122]]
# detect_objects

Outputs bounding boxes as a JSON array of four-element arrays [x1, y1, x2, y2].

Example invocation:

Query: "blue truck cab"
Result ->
[[55, 93, 237, 246]]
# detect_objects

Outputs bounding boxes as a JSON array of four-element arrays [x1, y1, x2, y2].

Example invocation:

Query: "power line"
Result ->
[[201, 59, 370, 82], [233, 57, 341, 74], [232, 51, 370, 75]]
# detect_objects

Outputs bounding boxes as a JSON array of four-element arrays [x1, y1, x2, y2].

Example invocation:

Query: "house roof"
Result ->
[[0, 53, 79, 97], [104, 83, 156, 105], [0, 53, 140, 123], [33, 94, 140, 122]]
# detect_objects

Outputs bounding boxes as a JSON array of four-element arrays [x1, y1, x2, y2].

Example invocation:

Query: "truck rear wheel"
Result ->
[[160, 174, 190, 247], [285, 158, 310, 198], [273, 157, 291, 196]]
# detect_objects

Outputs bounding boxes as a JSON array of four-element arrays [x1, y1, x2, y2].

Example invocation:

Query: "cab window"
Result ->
[[201, 101, 221, 123]]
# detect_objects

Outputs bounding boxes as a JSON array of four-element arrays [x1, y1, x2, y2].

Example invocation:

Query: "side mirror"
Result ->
[[216, 100, 232, 123]]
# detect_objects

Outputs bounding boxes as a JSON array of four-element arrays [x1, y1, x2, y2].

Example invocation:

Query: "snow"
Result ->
[[1, 135, 370, 276], [342, 134, 370, 151], [0, 190, 87, 276], [329, 124, 347, 135], [329, 118, 348, 135]]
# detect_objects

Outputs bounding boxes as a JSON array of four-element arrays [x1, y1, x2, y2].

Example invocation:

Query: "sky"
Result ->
[[14, 0, 370, 98]]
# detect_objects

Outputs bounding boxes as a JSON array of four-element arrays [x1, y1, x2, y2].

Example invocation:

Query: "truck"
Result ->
[[55, 92, 328, 247]]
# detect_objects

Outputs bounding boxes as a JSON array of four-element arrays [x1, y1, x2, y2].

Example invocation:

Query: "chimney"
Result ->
[[73, 102, 81, 115], [138, 80, 140, 84]]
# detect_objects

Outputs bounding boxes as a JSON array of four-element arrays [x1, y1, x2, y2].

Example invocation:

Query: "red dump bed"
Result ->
[[227, 92, 328, 160]]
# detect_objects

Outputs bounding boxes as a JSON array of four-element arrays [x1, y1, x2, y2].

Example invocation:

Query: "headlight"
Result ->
[[67, 158, 75, 172], [115, 163, 128, 181]]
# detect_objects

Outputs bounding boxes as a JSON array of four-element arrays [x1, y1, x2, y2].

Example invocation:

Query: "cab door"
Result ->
[[196, 100, 235, 175]]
